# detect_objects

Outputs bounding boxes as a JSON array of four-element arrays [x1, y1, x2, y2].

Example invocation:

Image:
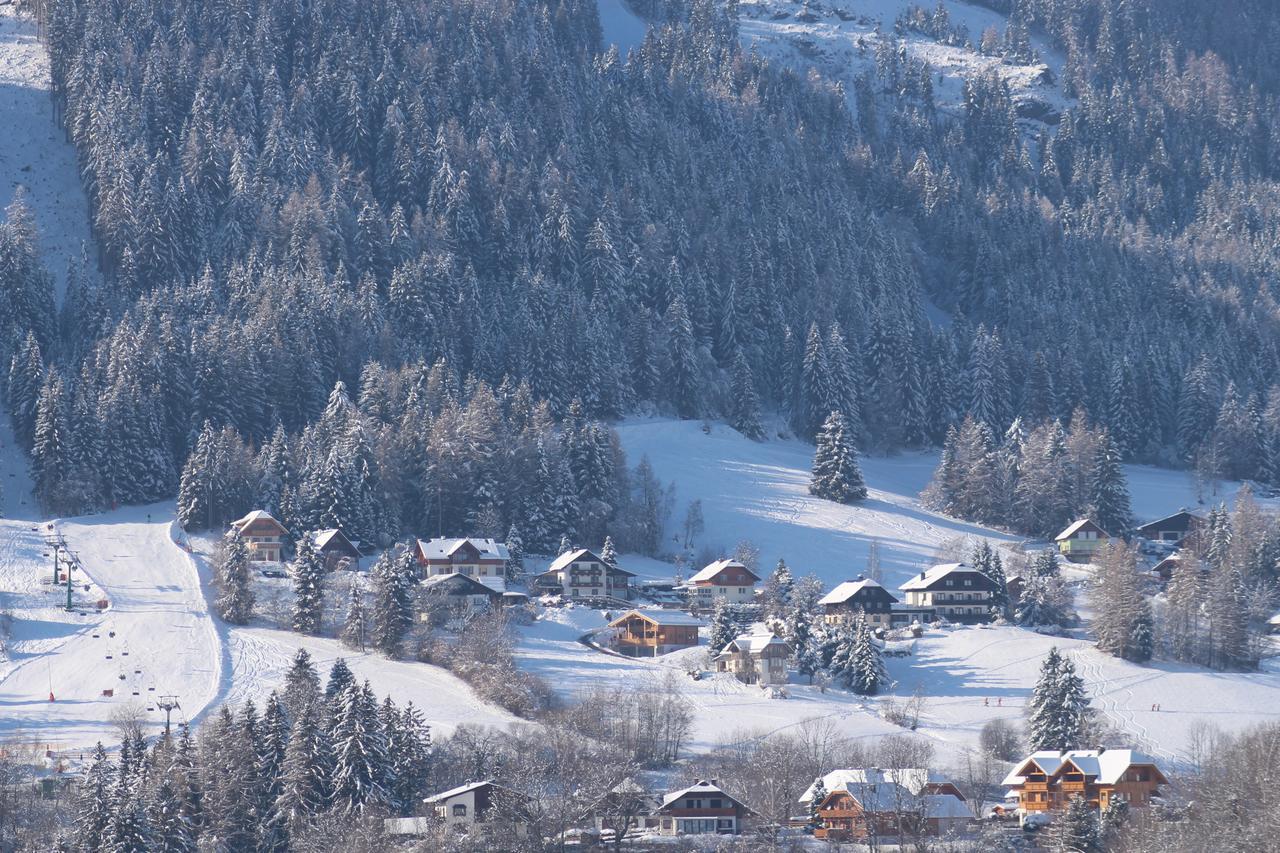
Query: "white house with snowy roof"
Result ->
[[656, 780, 753, 836], [819, 577, 900, 627], [683, 559, 760, 605], [229, 510, 288, 562], [423, 780, 527, 837], [898, 563, 998, 623], [713, 632, 790, 684], [414, 537, 509, 584], [534, 548, 635, 601]]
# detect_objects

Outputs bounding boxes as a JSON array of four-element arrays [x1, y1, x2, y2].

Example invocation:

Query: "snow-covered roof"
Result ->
[[232, 509, 283, 528], [1269, 611, 1280, 626], [800, 769, 949, 802], [311, 528, 358, 552], [899, 563, 979, 591], [819, 578, 893, 606], [1055, 518, 1107, 540], [923, 794, 975, 820], [476, 576, 507, 594], [417, 537, 510, 561], [1136, 509, 1205, 531], [425, 780, 495, 802], [1001, 750, 1163, 787], [687, 558, 760, 585], [660, 780, 741, 808], [543, 548, 635, 577], [611, 609, 703, 627], [715, 632, 788, 659]]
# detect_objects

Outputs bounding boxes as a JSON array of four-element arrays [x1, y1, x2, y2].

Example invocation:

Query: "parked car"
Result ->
[[261, 569, 286, 579]]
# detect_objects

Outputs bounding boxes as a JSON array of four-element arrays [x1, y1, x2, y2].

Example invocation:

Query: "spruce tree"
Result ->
[[214, 529, 255, 625], [340, 576, 367, 651], [808, 778, 827, 825], [848, 614, 887, 695], [370, 548, 414, 657], [272, 698, 329, 835], [73, 743, 114, 851], [1088, 429, 1132, 536], [328, 681, 389, 815], [809, 411, 868, 503], [282, 649, 321, 723], [291, 536, 326, 635], [504, 524, 524, 583], [709, 597, 736, 654], [971, 541, 1010, 618], [1053, 795, 1101, 853], [728, 348, 764, 440], [1027, 647, 1092, 751]]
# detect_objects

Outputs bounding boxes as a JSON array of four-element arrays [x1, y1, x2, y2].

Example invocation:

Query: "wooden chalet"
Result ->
[[819, 577, 899, 628], [1055, 519, 1109, 562], [534, 548, 634, 601], [609, 610, 701, 656], [1135, 510, 1205, 546], [801, 769, 972, 841], [899, 563, 997, 623], [310, 528, 360, 570], [1001, 749, 1167, 821], [683, 559, 760, 605], [415, 537, 509, 586], [657, 780, 752, 836], [230, 510, 288, 562], [713, 632, 790, 684]]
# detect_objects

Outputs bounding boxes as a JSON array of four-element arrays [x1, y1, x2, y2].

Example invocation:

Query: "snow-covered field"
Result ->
[[0, 4, 96, 300], [732, 0, 1071, 126], [597, 0, 648, 52], [511, 420, 1280, 768]]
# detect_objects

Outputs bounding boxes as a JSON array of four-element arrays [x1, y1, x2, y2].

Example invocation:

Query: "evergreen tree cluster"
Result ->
[[924, 411, 1132, 537], [1027, 647, 1093, 752], [70, 654, 431, 851]]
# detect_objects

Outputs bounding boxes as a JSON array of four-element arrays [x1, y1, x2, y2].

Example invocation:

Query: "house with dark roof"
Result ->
[[899, 564, 997, 623], [819, 577, 900, 628], [1135, 510, 1205, 546], [1055, 519, 1110, 562], [534, 549, 634, 601], [310, 528, 360, 570]]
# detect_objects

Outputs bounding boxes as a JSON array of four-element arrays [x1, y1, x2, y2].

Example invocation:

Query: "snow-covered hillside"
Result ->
[[734, 0, 1070, 126], [0, 4, 96, 300]]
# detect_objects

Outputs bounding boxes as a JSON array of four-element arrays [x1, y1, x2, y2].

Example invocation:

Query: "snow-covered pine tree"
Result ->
[[762, 558, 795, 619], [272, 698, 330, 834], [504, 524, 524, 583], [787, 606, 821, 683], [72, 742, 114, 851], [1053, 794, 1101, 853], [290, 535, 326, 635], [369, 549, 412, 657], [177, 421, 217, 531], [728, 348, 765, 441], [30, 369, 72, 514], [1088, 429, 1132, 536], [1030, 547, 1061, 578], [809, 411, 868, 503], [970, 540, 1009, 618], [708, 597, 736, 655], [328, 680, 389, 815], [849, 614, 887, 695], [808, 777, 827, 825], [600, 535, 620, 570], [1094, 542, 1152, 663], [340, 575, 367, 651], [214, 529, 255, 625], [384, 700, 432, 815], [1016, 572, 1070, 627], [1027, 647, 1091, 751], [282, 648, 321, 724], [325, 658, 356, 706]]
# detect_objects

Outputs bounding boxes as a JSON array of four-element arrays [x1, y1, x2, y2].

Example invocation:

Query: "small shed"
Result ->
[[311, 529, 361, 570], [609, 610, 702, 657]]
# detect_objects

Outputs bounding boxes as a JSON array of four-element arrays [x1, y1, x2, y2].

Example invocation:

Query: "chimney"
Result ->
[[920, 570, 926, 580]]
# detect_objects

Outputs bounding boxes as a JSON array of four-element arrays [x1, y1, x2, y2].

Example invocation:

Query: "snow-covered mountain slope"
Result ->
[[0, 5, 96, 301], [598, 0, 648, 52], [615, 419, 1244, 588], [734, 0, 1070, 126]]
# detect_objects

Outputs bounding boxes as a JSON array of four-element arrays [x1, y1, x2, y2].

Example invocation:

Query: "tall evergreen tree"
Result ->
[[291, 536, 326, 635], [809, 411, 868, 503], [214, 529, 255, 625]]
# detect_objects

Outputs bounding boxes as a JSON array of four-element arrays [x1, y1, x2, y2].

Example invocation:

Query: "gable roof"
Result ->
[[801, 769, 950, 803], [899, 563, 991, 591], [1055, 518, 1108, 541], [1000, 750, 1165, 787], [1135, 510, 1205, 534], [819, 578, 898, 606], [544, 548, 636, 577], [687, 559, 762, 585], [609, 609, 704, 628], [660, 780, 746, 809], [312, 528, 359, 554], [232, 510, 285, 530], [418, 537, 510, 562], [715, 632, 789, 659], [421, 572, 501, 597], [425, 780, 497, 803]]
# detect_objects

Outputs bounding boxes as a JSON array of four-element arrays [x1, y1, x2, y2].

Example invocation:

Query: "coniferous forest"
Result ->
[[0, 0, 1278, 539]]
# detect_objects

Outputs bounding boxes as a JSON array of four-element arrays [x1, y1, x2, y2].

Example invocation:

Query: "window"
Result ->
[[710, 799, 723, 808], [963, 579, 972, 587], [452, 804, 467, 817], [945, 579, 954, 587]]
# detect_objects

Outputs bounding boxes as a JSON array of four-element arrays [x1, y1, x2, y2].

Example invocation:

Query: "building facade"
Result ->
[[1002, 750, 1167, 820], [898, 564, 997, 623], [657, 780, 751, 836], [1055, 519, 1110, 562], [820, 578, 900, 627], [230, 511, 288, 562], [416, 538, 509, 582], [683, 559, 760, 605], [713, 632, 790, 684], [609, 610, 701, 656], [534, 549, 634, 601]]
